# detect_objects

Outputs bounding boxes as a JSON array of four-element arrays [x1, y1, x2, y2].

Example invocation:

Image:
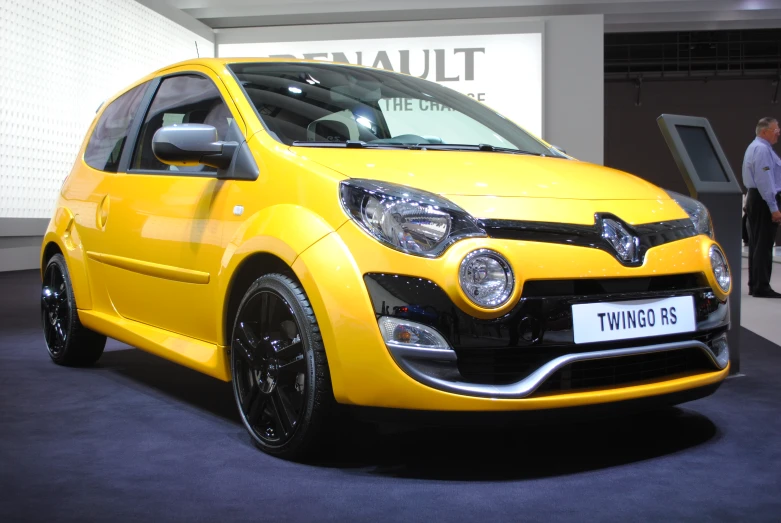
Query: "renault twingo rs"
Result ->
[[41, 58, 731, 459]]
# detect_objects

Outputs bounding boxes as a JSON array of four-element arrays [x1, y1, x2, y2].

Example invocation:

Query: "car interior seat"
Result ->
[[202, 101, 232, 141], [305, 85, 381, 142]]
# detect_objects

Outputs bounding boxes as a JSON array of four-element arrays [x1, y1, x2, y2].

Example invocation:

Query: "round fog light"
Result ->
[[709, 245, 730, 292], [459, 249, 514, 308]]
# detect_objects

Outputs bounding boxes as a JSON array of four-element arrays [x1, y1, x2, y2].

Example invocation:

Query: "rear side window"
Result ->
[[131, 74, 233, 173], [84, 82, 148, 172]]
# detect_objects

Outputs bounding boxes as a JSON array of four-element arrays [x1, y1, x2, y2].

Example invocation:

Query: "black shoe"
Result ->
[[752, 289, 781, 298]]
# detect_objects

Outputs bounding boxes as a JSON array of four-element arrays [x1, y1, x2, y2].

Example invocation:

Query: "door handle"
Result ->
[[97, 194, 110, 230]]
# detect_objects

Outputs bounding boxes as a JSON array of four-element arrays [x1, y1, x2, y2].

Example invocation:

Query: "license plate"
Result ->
[[572, 296, 696, 344]]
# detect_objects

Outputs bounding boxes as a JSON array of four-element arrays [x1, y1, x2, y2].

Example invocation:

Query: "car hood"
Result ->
[[296, 148, 670, 201]]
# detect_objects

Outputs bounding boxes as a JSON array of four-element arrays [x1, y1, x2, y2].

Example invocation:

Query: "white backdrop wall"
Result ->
[[0, 0, 214, 220]]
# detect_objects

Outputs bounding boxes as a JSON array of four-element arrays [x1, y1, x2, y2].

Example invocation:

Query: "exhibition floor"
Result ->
[[1, 269, 780, 522], [741, 257, 781, 344]]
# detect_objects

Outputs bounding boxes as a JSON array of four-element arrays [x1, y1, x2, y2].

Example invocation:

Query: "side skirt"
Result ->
[[78, 309, 231, 381]]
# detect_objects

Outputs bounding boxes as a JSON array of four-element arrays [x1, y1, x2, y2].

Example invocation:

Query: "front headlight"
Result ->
[[710, 245, 731, 292], [666, 190, 713, 238], [340, 179, 486, 256]]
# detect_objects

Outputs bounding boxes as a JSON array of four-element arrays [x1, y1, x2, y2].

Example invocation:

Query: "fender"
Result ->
[[216, 203, 348, 334], [290, 229, 393, 405], [41, 207, 93, 310], [218, 203, 344, 275]]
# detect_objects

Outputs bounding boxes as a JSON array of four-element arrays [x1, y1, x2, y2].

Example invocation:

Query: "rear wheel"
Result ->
[[41, 254, 106, 366], [230, 273, 334, 460]]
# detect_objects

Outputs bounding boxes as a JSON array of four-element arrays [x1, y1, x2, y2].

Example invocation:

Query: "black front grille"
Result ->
[[478, 215, 697, 267], [456, 346, 571, 385], [454, 329, 723, 386], [533, 347, 715, 395], [365, 273, 729, 373], [522, 273, 707, 298]]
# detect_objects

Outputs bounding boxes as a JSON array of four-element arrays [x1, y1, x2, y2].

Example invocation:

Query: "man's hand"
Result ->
[[772, 211, 781, 223]]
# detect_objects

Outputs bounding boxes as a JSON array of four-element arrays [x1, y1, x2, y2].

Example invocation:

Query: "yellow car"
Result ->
[[41, 58, 732, 459]]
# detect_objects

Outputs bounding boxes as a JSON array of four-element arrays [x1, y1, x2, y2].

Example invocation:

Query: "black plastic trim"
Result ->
[[365, 273, 728, 386], [477, 214, 697, 267], [364, 273, 725, 350], [117, 78, 160, 174]]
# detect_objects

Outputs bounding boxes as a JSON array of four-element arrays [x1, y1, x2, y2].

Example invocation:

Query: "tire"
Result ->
[[230, 273, 334, 460], [41, 254, 106, 366]]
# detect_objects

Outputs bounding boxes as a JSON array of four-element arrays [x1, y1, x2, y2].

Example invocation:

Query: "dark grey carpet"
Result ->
[[1, 269, 779, 522]]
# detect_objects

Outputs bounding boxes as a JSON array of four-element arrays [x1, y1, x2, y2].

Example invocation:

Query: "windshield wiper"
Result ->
[[293, 140, 368, 148], [398, 143, 544, 155], [291, 140, 419, 149], [476, 144, 544, 156], [290, 141, 544, 155]]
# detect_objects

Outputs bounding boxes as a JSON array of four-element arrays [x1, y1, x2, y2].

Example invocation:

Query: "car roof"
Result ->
[[101, 57, 368, 110], [155, 57, 373, 75]]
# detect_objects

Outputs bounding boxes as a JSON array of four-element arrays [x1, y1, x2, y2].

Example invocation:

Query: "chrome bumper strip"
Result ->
[[388, 339, 723, 399]]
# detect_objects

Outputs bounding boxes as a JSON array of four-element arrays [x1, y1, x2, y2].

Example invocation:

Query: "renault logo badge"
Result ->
[[601, 218, 640, 263]]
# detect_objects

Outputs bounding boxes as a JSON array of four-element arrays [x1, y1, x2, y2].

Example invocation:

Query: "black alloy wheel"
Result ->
[[41, 254, 106, 366], [231, 273, 333, 459], [42, 260, 69, 356]]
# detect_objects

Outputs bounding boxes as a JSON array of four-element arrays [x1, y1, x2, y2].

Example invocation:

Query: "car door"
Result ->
[[96, 67, 247, 344], [75, 80, 153, 316]]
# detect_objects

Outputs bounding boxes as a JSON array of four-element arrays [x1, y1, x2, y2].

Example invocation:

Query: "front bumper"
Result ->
[[367, 272, 729, 399], [292, 220, 730, 411]]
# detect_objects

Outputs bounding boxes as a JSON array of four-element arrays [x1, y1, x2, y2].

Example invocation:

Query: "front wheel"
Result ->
[[230, 273, 334, 460]]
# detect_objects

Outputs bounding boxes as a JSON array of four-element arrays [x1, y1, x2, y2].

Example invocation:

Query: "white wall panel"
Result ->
[[0, 0, 214, 219], [545, 15, 604, 164]]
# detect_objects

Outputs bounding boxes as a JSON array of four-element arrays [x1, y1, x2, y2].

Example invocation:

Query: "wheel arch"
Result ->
[[41, 241, 63, 273], [223, 251, 297, 347], [41, 208, 93, 310], [218, 204, 346, 347]]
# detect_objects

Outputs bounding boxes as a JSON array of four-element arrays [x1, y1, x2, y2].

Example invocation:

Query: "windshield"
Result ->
[[228, 62, 556, 155]]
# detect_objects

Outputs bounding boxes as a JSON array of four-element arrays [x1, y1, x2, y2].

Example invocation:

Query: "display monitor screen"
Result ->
[[675, 124, 730, 182]]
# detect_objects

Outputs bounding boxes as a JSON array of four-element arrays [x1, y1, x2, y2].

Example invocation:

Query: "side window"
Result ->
[[132, 74, 234, 173], [83, 82, 148, 172]]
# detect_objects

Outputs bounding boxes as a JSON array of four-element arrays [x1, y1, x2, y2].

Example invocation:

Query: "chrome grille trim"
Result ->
[[388, 339, 722, 399]]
